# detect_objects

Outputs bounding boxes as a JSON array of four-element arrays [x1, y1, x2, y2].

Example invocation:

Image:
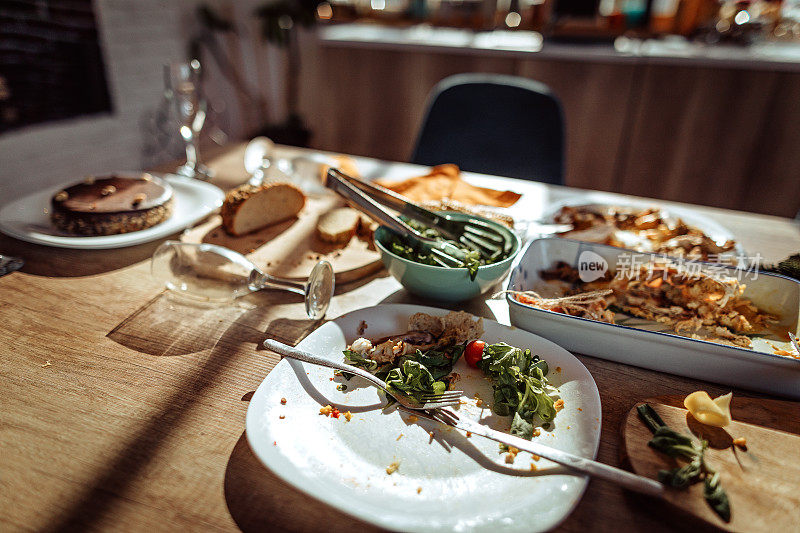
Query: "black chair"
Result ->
[[410, 73, 565, 185]]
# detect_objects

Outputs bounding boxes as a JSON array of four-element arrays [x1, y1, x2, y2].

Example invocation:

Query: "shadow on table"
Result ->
[[378, 284, 499, 320], [107, 290, 314, 357], [0, 233, 180, 277], [43, 299, 323, 532], [223, 433, 380, 533], [199, 218, 298, 256]]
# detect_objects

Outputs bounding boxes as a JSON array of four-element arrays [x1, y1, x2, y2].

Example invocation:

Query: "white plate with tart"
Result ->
[[246, 303, 601, 532], [0, 173, 224, 249]]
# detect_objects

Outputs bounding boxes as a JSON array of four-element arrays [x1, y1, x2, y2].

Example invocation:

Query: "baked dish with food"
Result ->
[[508, 261, 787, 352]]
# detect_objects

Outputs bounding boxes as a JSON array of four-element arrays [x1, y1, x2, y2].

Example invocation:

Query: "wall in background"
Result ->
[[0, 0, 285, 203], [298, 38, 800, 218]]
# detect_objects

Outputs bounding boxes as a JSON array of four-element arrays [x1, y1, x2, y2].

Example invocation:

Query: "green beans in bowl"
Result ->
[[374, 213, 521, 302]]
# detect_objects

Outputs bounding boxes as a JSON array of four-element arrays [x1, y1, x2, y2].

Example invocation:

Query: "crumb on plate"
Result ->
[[280, 397, 287, 405], [386, 461, 400, 475], [320, 405, 341, 418], [554, 399, 565, 411], [344, 411, 352, 421]]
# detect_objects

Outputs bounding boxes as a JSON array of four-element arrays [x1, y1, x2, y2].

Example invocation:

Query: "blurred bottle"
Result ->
[[599, 0, 627, 33], [650, 0, 679, 33], [773, 0, 800, 40], [673, 0, 718, 35], [622, 0, 650, 27]]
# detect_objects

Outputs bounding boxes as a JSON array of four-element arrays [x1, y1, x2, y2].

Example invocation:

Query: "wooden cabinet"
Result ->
[[298, 31, 800, 217]]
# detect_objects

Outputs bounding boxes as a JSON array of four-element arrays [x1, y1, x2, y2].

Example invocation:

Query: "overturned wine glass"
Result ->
[[151, 241, 334, 319]]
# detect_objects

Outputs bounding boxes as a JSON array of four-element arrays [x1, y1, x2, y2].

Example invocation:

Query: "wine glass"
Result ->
[[151, 241, 334, 319], [164, 60, 214, 181]]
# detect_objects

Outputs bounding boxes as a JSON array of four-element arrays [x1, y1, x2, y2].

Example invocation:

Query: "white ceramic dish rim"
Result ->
[[245, 303, 602, 532], [0, 174, 224, 249], [507, 237, 800, 367]]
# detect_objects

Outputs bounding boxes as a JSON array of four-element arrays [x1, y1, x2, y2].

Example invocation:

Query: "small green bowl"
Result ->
[[374, 213, 521, 303]]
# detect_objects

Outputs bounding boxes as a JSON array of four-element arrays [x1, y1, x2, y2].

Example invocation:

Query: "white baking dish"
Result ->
[[507, 238, 800, 399]]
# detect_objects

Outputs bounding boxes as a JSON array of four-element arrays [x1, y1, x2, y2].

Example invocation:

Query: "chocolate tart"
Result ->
[[50, 174, 174, 236]]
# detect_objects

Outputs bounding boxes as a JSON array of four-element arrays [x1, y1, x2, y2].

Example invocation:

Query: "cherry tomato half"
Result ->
[[464, 340, 485, 368]]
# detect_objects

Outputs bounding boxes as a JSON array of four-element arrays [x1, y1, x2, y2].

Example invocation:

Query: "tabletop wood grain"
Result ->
[[1, 143, 798, 533]]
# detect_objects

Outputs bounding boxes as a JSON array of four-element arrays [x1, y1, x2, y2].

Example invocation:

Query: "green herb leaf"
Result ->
[[637, 403, 667, 434], [639, 404, 732, 522], [479, 342, 558, 439], [704, 472, 731, 522]]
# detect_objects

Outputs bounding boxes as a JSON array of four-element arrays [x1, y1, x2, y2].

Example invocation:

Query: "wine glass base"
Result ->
[[175, 163, 215, 181]]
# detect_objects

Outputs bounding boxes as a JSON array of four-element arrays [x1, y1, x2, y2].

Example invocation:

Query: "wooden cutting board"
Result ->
[[621, 396, 800, 532], [182, 194, 382, 283]]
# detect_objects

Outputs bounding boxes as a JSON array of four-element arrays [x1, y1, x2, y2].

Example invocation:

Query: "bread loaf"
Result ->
[[221, 182, 305, 236], [316, 207, 361, 244]]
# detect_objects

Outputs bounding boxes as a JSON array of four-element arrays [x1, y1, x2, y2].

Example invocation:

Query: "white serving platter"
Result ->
[[0, 174, 224, 249], [246, 303, 602, 532], [541, 199, 744, 255], [507, 238, 800, 399]]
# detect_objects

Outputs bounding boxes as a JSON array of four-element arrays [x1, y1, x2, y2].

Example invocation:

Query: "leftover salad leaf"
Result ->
[[340, 338, 559, 443], [385, 218, 504, 280], [342, 344, 463, 402], [478, 342, 558, 441], [384, 359, 447, 402]]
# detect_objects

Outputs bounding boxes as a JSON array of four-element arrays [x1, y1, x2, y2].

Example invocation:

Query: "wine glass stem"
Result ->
[[251, 271, 306, 296], [184, 136, 198, 170]]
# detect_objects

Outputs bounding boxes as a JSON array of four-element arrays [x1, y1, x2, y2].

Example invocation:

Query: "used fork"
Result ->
[[325, 168, 513, 267], [403, 406, 665, 497], [263, 339, 463, 410]]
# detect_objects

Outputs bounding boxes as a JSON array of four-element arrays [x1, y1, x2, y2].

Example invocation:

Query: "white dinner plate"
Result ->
[[246, 303, 602, 532], [0, 175, 224, 249]]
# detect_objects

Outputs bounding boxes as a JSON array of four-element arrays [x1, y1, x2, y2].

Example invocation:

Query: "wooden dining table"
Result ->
[[2, 143, 799, 533]]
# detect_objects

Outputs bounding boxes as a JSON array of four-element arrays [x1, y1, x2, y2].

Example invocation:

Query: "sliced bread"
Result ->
[[316, 207, 361, 244], [221, 182, 305, 236]]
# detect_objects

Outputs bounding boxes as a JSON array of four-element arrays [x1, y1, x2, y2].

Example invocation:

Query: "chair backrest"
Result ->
[[411, 73, 565, 185]]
